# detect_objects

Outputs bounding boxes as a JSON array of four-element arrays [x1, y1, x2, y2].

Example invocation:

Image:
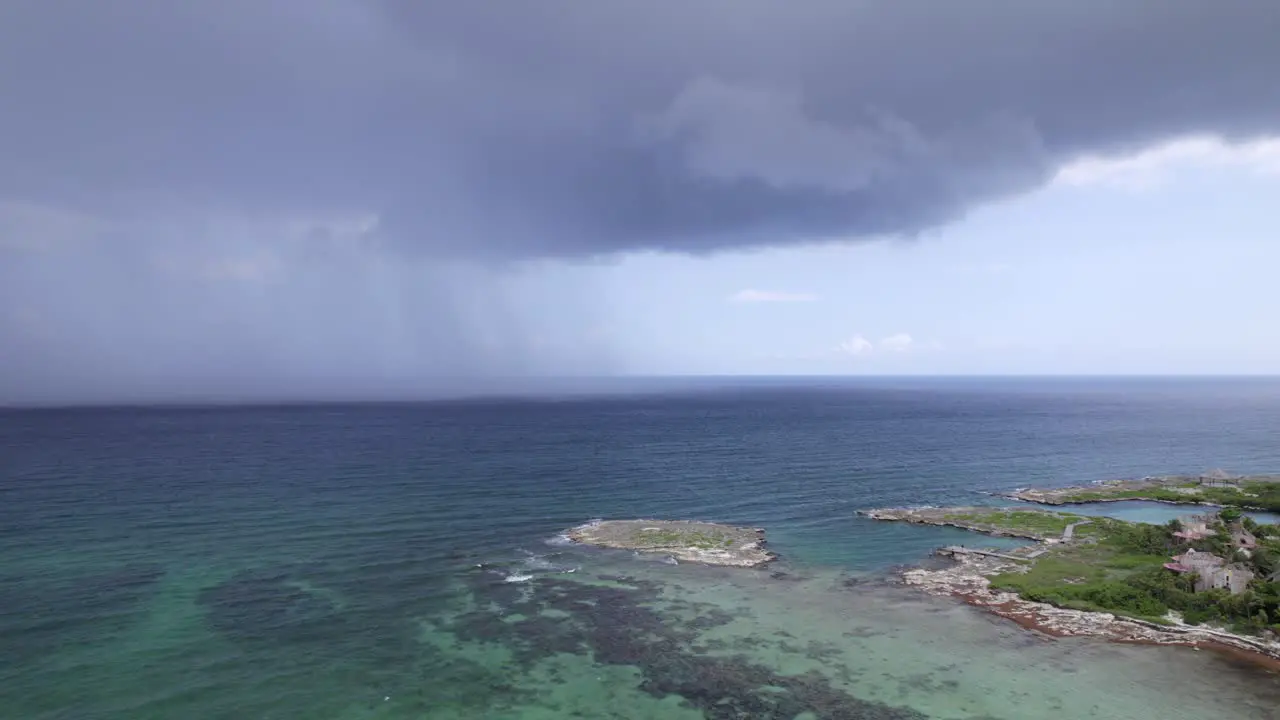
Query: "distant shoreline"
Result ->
[[1003, 472, 1280, 513]]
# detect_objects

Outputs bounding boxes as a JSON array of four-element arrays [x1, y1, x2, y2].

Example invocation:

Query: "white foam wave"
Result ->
[[516, 549, 580, 574], [504, 573, 533, 583], [522, 555, 559, 571]]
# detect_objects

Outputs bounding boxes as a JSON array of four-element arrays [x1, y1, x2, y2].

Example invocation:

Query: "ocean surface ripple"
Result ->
[[3, 378, 1280, 718]]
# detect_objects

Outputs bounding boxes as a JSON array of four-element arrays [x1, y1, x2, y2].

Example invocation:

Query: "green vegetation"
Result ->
[[1219, 507, 1244, 522], [1057, 481, 1280, 512], [990, 519, 1172, 621], [633, 528, 735, 550], [1056, 488, 1206, 505], [989, 516, 1280, 634], [943, 509, 1080, 536], [1201, 482, 1280, 512], [1243, 516, 1278, 537]]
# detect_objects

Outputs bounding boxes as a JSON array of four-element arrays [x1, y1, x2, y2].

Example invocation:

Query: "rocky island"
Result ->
[[565, 519, 775, 567], [864, 505, 1280, 665], [1006, 469, 1280, 511]]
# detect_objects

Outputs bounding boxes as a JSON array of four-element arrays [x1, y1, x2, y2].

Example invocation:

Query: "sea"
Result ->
[[3, 376, 1280, 719]]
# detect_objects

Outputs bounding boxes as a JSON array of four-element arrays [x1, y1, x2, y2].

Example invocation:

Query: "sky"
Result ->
[[1, 2, 1278, 403]]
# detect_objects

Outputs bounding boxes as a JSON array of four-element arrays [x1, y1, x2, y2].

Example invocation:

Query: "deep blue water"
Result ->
[[3, 377, 1280, 718]]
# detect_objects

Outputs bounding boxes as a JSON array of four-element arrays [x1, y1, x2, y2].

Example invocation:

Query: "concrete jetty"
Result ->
[[935, 546, 1031, 563]]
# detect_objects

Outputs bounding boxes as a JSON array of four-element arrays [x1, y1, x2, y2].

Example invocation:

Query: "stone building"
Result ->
[[1165, 549, 1223, 575], [1172, 514, 1213, 542], [1230, 526, 1258, 550], [1164, 549, 1254, 594], [1198, 565, 1255, 594]]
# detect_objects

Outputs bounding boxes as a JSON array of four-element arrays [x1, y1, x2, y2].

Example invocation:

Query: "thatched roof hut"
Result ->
[[1198, 468, 1238, 486]]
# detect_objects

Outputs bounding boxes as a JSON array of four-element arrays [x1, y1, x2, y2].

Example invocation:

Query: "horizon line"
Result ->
[[4, 373, 1279, 411]]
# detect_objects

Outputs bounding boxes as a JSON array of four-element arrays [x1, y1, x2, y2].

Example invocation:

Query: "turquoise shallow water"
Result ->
[[1039, 499, 1280, 525], [4, 377, 1280, 718]]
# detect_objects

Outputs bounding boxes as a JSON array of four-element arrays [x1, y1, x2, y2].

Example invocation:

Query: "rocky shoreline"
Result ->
[[569, 511, 1280, 668], [1005, 471, 1280, 509], [900, 546, 1280, 668], [1009, 493, 1220, 508], [859, 506, 1066, 542], [1005, 487, 1224, 508], [565, 519, 776, 567]]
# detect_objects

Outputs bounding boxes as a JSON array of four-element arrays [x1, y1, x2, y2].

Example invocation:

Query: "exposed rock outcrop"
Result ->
[[565, 519, 776, 567]]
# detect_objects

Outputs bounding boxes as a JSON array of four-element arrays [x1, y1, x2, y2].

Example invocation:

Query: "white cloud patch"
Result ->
[[729, 289, 818, 303], [838, 334, 874, 356], [837, 332, 939, 357], [1054, 135, 1280, 191]]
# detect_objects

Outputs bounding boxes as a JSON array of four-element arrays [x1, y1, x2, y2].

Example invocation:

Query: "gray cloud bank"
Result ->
[[5, 1, 1278, 255], [2, 1, 1277, 402]]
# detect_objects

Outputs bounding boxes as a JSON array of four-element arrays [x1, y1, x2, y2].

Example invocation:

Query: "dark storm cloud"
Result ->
[[3, 0, 1277, 258], [1, 1, 1278, 403]]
